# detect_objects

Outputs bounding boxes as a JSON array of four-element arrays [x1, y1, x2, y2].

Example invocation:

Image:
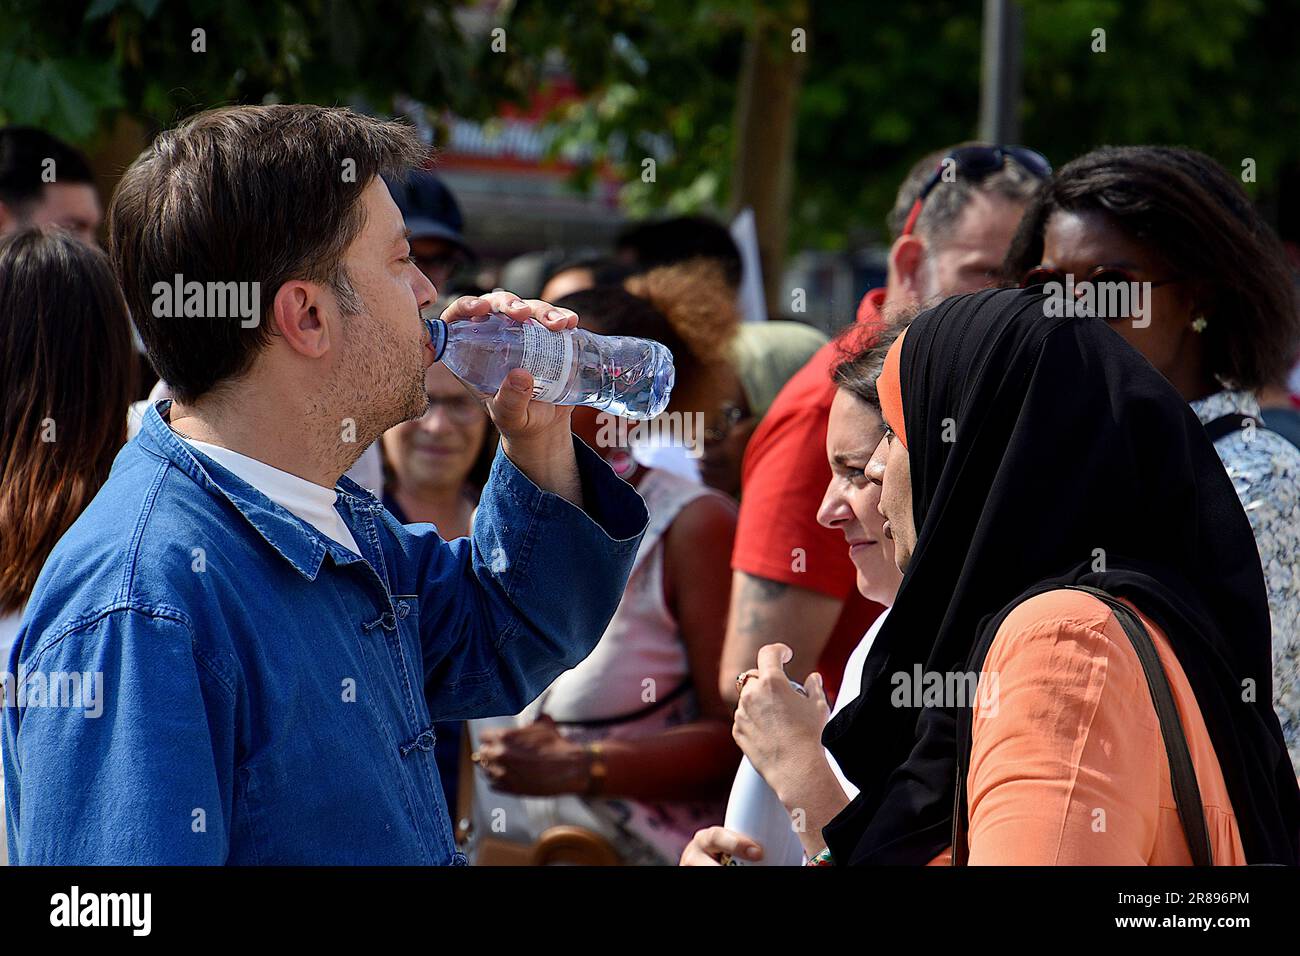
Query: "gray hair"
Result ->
[[887, 143, 1042, 248]]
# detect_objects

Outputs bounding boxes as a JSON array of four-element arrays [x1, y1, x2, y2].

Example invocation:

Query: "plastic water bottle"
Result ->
[[424, 312, 675, 420]]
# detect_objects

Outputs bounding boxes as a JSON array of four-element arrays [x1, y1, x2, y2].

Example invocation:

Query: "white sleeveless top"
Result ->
[[539, 467, 715, 722], [470, 468, 730, 865]]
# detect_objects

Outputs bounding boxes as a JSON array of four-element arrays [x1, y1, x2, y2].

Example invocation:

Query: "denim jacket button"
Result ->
[[400, 727, 438, 757], [381, 611, 397, 630]]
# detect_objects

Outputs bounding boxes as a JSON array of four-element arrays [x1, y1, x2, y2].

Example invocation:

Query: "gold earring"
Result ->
[[1191, 315, 1208, 333]]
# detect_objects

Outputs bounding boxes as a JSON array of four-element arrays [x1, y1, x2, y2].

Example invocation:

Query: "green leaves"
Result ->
[[4, 0, 1298, 254], [83, 0, 163, 22], [1, 1, 490, 147], [84, 0, 125, 21], [1017, 0, 1299, 197], [0, 51, 122, 141]]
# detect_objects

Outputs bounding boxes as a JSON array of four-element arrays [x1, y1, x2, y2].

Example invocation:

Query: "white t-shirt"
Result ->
[[178, 436, 361, 555], [630, 440, 701, 484], [825, 606, 891, 801], [134, 384, 381, 494]]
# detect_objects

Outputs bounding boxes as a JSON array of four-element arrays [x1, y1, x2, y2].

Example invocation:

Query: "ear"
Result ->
[[1154, 274, 1206, 333], [0, 200, 19, 234], [1185, 280, 1214, 322], [888, 234, 927, 304], [271, 279, 330, 359]]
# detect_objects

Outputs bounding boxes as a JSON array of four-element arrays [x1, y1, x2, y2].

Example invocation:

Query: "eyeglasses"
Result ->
[[901, 145, 1052, 237], [703, 403, 747, 443], [1019, 266, 1182, 322], [423, 394, 485, 425], [1020, 266, 1180, 293]]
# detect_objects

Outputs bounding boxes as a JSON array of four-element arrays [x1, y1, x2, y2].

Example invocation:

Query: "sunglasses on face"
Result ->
[[902, 145, 1052, 236], [1019, 265, 1180, 291]]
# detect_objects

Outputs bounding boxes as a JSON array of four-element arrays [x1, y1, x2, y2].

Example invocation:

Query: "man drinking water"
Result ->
[[3, 104, 648, 864]]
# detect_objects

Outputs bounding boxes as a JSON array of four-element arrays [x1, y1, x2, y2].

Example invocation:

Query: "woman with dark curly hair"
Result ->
[[468, 283, 740, 865], [1003, 146, 1300, 772]]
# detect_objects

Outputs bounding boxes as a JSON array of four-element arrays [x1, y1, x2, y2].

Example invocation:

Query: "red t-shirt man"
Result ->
[[730, 288, 888, 700]]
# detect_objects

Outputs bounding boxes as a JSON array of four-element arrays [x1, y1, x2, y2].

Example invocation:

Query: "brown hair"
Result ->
[[1003, 146, 1300, 390], [108, 104, 427, 404], [0, 227, 137, 614], [623, 258, 740, 413], [830, 317, 912, 415], [0, 127, 96, 210]]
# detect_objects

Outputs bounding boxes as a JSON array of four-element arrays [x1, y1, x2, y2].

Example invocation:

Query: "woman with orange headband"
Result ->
[[684, 287, 1299, 866], [812, 287, 1298, 865]]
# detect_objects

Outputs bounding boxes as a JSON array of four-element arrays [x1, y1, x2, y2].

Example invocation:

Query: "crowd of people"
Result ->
[[1, 107, 1299, 866]]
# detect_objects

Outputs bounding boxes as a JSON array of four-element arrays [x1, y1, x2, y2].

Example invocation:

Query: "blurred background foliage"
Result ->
[[3, 0, 1299, 256]]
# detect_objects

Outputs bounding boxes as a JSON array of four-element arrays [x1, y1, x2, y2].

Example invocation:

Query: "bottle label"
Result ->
[[520, 322, 573, 403]]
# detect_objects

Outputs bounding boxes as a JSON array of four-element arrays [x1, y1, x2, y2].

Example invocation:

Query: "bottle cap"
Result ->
[[424, 317, 449, 363]]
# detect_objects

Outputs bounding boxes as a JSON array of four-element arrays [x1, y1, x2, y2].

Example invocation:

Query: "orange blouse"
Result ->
[[928, 588, 1245, 865]]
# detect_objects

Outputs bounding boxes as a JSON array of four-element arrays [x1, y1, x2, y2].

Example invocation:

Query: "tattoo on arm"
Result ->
[[737, 573, 789, 637]]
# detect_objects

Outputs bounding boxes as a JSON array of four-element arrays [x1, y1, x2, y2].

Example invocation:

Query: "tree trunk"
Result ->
[[729, 3, 808, 316], [88, 112, 150, 242]]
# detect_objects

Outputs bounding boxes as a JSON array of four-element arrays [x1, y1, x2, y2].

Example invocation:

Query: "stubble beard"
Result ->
[[326, 315, 428, 474], [358, 342, 428, 440]]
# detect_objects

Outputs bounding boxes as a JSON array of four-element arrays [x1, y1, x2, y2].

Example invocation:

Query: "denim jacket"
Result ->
[[3, 401, 647, 864]]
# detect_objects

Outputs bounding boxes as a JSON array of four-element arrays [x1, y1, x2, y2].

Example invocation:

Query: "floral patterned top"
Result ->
[[1191, 389, 1300, 773]]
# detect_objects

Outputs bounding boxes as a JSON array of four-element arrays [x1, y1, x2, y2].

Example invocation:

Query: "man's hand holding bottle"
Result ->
[[428, 290, 584, 505]]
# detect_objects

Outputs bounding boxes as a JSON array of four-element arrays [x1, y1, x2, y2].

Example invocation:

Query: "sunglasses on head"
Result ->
[[902, 145, 1052, 236]]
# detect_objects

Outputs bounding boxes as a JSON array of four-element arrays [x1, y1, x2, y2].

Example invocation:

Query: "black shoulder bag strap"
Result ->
[[952, 585, 1213, 866], [1204, 412, 1262, 443]]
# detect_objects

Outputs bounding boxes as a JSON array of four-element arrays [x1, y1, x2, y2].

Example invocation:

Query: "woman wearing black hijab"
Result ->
[[819, 286, 1299, 865]]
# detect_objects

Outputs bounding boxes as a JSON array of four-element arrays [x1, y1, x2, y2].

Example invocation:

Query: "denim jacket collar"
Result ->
[[136, 399, 381, 582]]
